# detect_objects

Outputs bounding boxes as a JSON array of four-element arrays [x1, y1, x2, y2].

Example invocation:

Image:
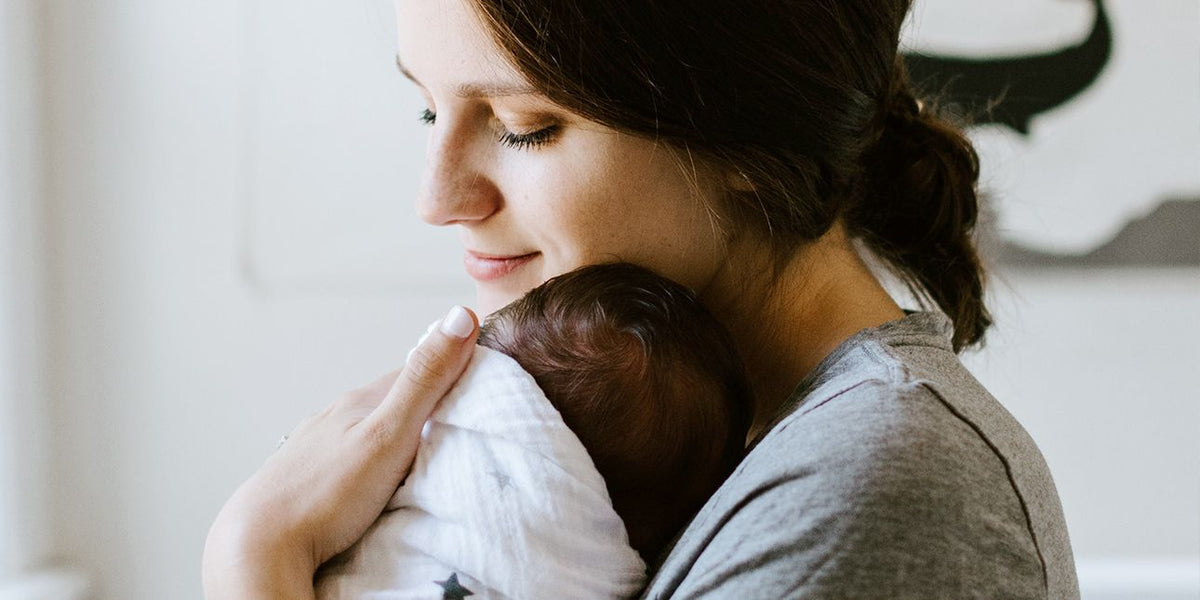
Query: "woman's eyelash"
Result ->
[[416, 109, 559, 150], [497, 126, 560, 150]]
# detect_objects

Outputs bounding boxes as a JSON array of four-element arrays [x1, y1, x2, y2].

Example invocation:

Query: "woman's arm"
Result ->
[[202, 306, 480, 600]]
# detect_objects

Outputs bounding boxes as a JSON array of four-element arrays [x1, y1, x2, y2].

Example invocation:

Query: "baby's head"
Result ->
[[478, 263, 752, 562]]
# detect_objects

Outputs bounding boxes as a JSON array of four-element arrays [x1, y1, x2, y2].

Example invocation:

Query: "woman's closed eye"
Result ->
[[497, 125, 561, 151], [417, 108, 561, 151]]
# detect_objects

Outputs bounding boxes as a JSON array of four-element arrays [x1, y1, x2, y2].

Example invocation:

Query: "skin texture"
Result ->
[[203, 0, 907, 596], [395, 0, 905, 427], [204, 307, 480, 600], [397, 0, 729, 317]]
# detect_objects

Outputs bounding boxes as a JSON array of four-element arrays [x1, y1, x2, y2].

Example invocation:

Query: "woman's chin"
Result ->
[[475, 285, 523, 317], [470, 255, 548, 316]]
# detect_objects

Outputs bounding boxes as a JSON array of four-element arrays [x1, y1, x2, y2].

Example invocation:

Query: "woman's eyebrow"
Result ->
[[395, 54, 540, 99]]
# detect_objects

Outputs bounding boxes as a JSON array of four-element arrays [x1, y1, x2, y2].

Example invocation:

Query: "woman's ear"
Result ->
[[725, 168, 756, 193]]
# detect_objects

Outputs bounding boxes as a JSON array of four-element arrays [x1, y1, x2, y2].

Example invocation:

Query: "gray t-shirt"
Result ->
[[639, 311, 1079, 599]]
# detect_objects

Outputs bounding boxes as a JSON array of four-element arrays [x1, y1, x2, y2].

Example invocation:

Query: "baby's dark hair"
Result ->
[[477, 263, 752, 563]]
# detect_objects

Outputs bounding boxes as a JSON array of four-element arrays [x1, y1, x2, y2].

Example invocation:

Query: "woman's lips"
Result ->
[[463, 251, 539, 282]]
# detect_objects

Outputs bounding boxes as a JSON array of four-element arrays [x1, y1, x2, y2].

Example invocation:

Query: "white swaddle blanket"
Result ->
[[315, 344, 647, 600]]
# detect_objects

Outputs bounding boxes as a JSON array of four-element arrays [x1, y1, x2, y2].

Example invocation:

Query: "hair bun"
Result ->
[[850, 61, 992, 351]]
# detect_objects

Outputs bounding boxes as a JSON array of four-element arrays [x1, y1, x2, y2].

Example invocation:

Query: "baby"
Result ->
[[477, 262, 753, 561], [316, 263, 751, 599]]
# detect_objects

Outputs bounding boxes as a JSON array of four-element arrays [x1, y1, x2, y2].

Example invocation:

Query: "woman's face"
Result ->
[[393, 0, 733, 314]]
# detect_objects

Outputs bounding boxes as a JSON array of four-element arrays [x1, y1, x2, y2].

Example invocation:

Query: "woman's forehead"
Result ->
[[392, 0, 528, 94], [395, 54, 540, 100]]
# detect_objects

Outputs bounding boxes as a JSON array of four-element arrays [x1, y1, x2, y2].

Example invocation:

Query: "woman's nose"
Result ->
[[416, 128, 501, 227]]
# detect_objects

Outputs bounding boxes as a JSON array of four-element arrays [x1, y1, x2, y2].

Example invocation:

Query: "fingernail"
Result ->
[[439, 305, 474, 339]]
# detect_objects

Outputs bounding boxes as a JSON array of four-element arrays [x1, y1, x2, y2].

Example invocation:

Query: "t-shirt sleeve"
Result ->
[[647, 381, 1047, 600]]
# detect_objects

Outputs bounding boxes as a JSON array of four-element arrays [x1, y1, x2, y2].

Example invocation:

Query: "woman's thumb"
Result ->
[[369, 305, 479, 438]]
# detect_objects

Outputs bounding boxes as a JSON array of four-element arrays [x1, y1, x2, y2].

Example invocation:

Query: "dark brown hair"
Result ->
[[470, 0, 992, 350], [478, 263, 752, 562]]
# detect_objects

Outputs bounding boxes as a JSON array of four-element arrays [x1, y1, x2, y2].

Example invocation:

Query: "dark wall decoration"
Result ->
[[905, 0, 1112, 136], [901, 0, 1199, 268], [992, 197, 1200, 266]]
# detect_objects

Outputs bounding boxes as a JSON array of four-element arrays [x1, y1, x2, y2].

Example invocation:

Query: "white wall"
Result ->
[[1, 0, 52, 588], [38, 2, 470, 598], [11, 1, 1199, 599]]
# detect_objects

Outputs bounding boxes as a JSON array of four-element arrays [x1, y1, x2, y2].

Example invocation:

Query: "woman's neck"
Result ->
[[702, 223, 905, 442]]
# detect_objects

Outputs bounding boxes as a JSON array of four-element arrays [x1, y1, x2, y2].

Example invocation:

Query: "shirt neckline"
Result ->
[[745, 310, 955, 450]]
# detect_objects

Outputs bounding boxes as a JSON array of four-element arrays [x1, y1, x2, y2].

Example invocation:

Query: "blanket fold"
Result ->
[[315, 345, 647, 600]]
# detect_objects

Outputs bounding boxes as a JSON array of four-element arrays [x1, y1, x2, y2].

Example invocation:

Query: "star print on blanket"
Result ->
[[436, 572, 474, 599], [312, 345, 646, 599]]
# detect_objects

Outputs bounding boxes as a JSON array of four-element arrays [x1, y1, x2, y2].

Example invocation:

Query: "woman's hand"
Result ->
[[202, 306, 480, 600]]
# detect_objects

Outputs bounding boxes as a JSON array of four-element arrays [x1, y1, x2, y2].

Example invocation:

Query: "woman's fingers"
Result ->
[[203, 306, 482, 597], [363, 305, 479, 446]]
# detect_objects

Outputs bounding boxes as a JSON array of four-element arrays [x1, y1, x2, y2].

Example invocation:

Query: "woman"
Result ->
[[204, 0, 1078, 597]]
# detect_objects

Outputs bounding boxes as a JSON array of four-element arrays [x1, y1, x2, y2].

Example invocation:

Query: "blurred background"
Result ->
[[1, 0, 1196, 598]]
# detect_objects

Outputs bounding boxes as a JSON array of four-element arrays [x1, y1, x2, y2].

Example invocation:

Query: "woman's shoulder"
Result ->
[[640, 311, 1079, 600], [752, 311, 1050, 473], [753, 311, 1033, 473], [734, 312, 1053, 532]]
